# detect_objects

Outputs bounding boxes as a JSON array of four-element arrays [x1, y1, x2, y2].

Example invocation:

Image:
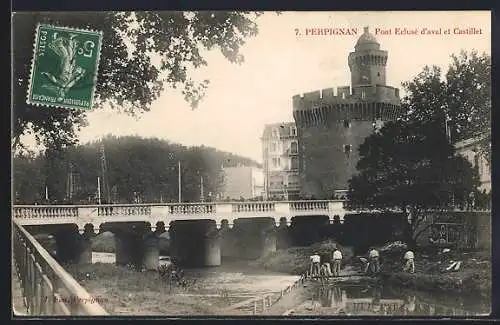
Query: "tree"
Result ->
[[13, 135, 260, 204], [346, 120, 480, 247], [401, 50, 491, 165], [13, 11, 264, 150]]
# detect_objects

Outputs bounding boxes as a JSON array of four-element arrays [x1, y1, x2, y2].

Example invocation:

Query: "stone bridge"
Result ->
[[13, 200, 347, 230], [13, 200, 347, 270]]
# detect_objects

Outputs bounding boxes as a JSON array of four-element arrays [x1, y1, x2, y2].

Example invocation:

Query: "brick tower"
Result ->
[[293, 26, 402, 199]]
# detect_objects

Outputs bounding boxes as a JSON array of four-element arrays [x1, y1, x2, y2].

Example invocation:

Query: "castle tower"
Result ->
[[349, 26, 388, 88], [292, 26, 402, 199]]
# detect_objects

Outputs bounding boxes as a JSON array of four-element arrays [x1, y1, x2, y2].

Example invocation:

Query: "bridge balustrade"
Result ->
[[169, 203, 215, 214], [12, 201, 490, 228], [290, 200, 330, 211], [98, 205, 152, 217], [12, 220, 108, 316], [13, 206, 78, 219], [232, 202, 275, 213]]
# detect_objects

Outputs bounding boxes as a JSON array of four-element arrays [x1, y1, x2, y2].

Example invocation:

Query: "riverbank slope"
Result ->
[[252, 241, 491, 298]]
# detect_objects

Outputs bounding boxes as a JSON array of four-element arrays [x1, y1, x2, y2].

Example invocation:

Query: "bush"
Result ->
[[91, 232, 115, 253], [252, 240, 354, 275]]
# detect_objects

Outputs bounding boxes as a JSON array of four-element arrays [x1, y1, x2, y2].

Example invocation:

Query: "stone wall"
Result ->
[[415, 211, 491, 251], [297, 120, 374, 197]]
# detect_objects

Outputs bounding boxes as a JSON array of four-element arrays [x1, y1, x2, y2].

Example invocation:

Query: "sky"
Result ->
[[20, 11, 491, 163]]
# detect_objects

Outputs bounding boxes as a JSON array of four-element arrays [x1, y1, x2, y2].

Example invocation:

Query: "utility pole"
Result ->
[[66, 162, 76, 202], [200, 174, 205, 202], [178, 160, 182, 203], [444, 112, 452, 143], [265, 146, 269, 201], [97, 176, 101, 205], [99, 141, 111, 203]]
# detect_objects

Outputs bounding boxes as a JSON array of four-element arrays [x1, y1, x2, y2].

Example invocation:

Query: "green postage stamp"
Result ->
[[26, 24, 103, 110]]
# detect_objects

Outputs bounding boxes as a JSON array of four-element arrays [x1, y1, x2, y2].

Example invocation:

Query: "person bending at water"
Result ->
[[403, 250, 415, 273], [309, 252, 321, 276], [332, 247, 343, 277]]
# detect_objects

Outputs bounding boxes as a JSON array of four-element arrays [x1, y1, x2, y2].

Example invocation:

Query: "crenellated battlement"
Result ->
[[293, 85, 400, 111], [292, 85, 402, 126]]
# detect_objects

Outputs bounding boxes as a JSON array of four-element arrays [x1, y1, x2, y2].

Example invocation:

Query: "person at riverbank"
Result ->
[[332, 247, 343, 277], [403, 250, 415, 273], [366, 247, 380, 274], [404, 295, 416, 314], [309, 252, 321, 276], [320, 260, 333, 277]]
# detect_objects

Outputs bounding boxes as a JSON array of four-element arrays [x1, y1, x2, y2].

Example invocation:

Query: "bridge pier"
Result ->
[[276, 217, 292, 249], [262, 228, 277, 256], [78, 225, 95, 264], [52, 225, 94, 264], [203, 224, 221, 267], [142, 232, 160, 271]]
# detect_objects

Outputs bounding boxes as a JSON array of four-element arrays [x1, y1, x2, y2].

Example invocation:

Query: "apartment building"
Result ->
[[261, 122, 300, 200]]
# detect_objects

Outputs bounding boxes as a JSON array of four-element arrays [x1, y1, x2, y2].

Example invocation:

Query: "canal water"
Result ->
[[92, 252, 490, 316]]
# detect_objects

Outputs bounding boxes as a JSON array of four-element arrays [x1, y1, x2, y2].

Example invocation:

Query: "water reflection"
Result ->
[[314, 284, 486, 316]]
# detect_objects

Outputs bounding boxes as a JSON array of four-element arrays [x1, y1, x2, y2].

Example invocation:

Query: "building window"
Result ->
[[343, 120, 351, 128], [290, 126, 297, 137], [291, 156, 299, 170], [272, 128, 279, 138], [342, 92, 346, 100], [290, 141, 298, 154], [377, 72, 380, 77], [271, 142, 278, 152], [272, 157, 281, 168], [361, 90, 366, 99]]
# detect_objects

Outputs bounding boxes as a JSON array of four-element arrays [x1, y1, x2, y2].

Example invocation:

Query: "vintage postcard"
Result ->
[[12, 11, 491, 317]]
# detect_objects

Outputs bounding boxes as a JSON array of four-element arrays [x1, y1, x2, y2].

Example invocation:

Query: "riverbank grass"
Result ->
[[64, 263, 236, 315]]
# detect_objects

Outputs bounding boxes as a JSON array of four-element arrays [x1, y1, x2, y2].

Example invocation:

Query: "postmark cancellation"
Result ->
[[26, 24, 103, 110]]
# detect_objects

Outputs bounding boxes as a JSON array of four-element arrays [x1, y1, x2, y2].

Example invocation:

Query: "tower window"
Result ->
[[377, 72, 380, 77], [361, 90, 366, 99], [272, 127, 279, 138], [344, 144, 351, 155], [342, 92, 346, 100], [343, 120, 351, 128], [290, 126, 297, 136]]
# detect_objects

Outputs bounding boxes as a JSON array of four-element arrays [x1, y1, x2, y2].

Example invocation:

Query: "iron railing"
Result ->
[[12, 220, 108, 316]]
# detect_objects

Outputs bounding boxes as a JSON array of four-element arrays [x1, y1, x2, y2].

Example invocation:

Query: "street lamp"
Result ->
[[197, 170, 205, 202]]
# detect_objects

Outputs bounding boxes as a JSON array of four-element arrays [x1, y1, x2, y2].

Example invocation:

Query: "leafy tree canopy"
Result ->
[[13, 135, 261, 204], [347, 119, 480, 244], [401, 50, 491, 164], [13, 11, 264, 150]]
